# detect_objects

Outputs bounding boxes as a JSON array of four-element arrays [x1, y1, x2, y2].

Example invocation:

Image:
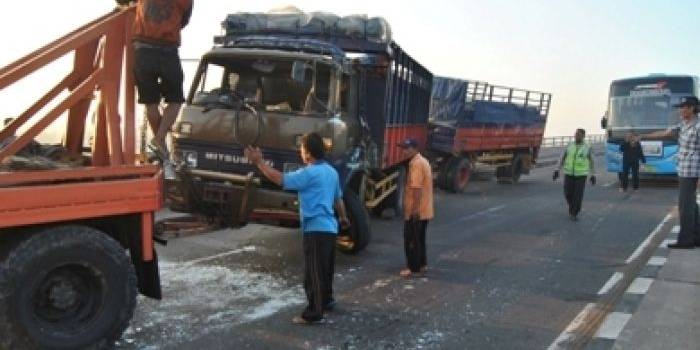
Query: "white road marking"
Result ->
[[647, 256, 667, 266], [625, 213, 672, 264], [626, 277, 654, 295], [660, 239, 676, 248], [181, 246, 257, 267], [594, 312, 632, 340], [460, 205, 507, 221], [597, 272, 624, 296], [591, 203, 614, 232], [671, 225, 680, 234], [435, 205, 506, 229], [547, 303, 597, 350], [603, 181, 616, 188]]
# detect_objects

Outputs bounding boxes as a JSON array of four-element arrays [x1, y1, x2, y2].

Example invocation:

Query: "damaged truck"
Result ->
[[170, 9, 433, 254]]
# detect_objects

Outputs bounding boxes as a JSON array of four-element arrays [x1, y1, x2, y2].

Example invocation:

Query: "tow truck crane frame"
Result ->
[[0, 6, 162, 349]]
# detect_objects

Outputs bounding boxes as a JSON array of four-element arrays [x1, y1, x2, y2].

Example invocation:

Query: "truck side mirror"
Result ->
[[291, 61, 312, 85], [600, 116, 608, 129]]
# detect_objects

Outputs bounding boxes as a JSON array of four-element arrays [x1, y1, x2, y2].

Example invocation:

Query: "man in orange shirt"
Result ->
[[397, 138, 434, 277], [128, 0, 193, 177]]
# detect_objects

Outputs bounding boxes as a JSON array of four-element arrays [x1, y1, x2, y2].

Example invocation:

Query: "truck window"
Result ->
[[192, 58, 337, 115], [262, 61, 333, 115], [340, 74, 355, 114], [199, 64, 225, 93]]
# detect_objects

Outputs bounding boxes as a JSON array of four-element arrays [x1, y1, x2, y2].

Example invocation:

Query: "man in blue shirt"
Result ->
[[245, 133, 349, 324]]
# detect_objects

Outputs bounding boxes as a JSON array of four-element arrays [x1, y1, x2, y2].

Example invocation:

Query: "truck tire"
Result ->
[[511, 154, 524, 183], [496, 165, 512, 184], [497, 155, 524, 184], [0, 225, 137, 350], [436, 157, 456, 191], [337, 191, 371, 255], [444, 157, 471, 193], [0, 265, 12, 350]]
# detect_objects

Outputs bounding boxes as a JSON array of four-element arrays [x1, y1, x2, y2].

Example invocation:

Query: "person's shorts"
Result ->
[[133, 47, 185, 104]]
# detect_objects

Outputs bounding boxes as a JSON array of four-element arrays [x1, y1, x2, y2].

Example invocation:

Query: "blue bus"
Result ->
[[601, 74, 700, 175]]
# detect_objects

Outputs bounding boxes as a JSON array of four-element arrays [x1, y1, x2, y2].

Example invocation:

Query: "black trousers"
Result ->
[[564, 175, 587, 216], [301, 233, 336, 321], [620, 162, 640, 190], [677, 177, 700, 246], [404, 219, 428, 272]]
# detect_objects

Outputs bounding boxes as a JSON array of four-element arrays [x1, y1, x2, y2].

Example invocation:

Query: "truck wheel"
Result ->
[[497, 155, 524, 184], [0, 225, 137, 349], [444, 157, 471, 193], [511, 154, 524, 183], [496, 165, 512, 184], [0, 266, 11, 350], [337, 191, 371, 255], [437, 157, 456, 190]]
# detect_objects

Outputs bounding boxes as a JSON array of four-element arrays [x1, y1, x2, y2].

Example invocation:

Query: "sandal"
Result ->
[[292, 316, 323, 325]]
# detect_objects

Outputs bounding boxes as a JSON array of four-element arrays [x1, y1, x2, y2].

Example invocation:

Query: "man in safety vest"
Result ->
[[553, 128, 596, 221]]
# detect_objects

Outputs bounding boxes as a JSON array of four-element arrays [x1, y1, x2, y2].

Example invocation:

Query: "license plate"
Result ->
[[640, 141, 662, 157]]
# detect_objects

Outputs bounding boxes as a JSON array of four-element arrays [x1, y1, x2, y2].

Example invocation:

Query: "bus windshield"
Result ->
[[609, 94, 681, 129], [608, 77, 694, 130]]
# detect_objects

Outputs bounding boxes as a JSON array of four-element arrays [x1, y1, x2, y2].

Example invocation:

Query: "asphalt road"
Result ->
[[117, 147, 678, 350]]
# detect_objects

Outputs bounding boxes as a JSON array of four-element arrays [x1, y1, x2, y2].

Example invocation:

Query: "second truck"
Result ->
[[428, 77, 552, 192]]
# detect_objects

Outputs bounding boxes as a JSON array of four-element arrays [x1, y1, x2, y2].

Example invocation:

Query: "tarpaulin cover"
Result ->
[[430, 77, 466, 122], [223, 9, 392, 44], [467, 101, 542, 126], [431, 77, 542, 127]]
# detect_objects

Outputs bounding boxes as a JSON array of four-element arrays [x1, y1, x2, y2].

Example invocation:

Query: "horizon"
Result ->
[[1, 1, 699, 140]]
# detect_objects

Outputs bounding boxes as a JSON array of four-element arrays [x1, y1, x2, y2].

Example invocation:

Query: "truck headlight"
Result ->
[[323, 137, 333, 151], [179, 122, 192, 135], [184, 151, 198, 168]]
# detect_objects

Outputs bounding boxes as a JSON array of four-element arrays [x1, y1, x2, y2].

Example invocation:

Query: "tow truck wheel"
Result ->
[[0, 225, 137, 349], [445, 157, 471, 193], [337, 191, 371, 254]]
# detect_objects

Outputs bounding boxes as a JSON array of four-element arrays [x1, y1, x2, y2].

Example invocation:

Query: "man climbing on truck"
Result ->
[[245, 133, 350, 324], [130, 0, 193, 177]]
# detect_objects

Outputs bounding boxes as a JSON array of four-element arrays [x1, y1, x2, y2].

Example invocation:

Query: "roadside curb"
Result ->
[[584, 221, 677, 350], [548, 211, 675, 350]]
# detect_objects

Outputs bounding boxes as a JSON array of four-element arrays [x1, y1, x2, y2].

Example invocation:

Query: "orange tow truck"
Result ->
[[0, 7, 163, 349]]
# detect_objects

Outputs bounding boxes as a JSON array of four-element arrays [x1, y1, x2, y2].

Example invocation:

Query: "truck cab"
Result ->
[[170, 11, 434, 254], [175, 44, 360, 182]]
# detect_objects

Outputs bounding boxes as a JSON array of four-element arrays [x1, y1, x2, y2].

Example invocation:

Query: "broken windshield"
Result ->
[[191, 57, 336, 115]]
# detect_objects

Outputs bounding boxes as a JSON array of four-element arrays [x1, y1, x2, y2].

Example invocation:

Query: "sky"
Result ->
[[1, 0, 699, 139]]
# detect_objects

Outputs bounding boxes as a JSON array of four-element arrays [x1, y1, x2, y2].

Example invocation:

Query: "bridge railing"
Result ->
[[541, 134, 605, 148]]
